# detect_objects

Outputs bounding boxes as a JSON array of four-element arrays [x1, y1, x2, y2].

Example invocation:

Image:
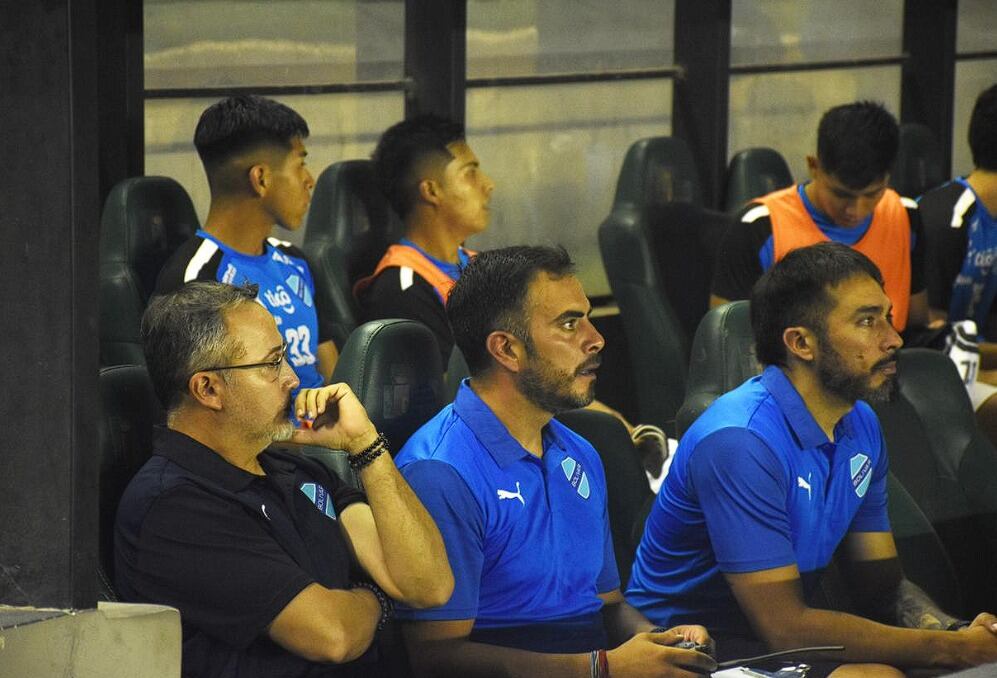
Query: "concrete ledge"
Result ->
[[0, 602, 180, 677]]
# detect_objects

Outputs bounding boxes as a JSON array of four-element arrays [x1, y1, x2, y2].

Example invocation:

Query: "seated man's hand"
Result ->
[[966, 612, 997, 636], [292, 383, 378, 453], [607, 627, 716, 677]]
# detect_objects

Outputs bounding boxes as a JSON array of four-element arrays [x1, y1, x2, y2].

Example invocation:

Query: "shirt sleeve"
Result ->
[[395, 459, 484, 621], [712, 208, 769, 301], [131, 483, 314, 649], [908, 206, 927, 295], [359, 269, 454, 365], [848, 431, 892, 533], [687, 427, 797, 573]]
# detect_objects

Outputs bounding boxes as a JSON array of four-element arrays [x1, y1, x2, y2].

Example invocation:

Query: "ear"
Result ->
[[187, 371, 226, 412], [783, 325, 817, 364], [805, 155, 819, 178], [248, 163, 269, 197], [485, 330, 525, 374], [418, 177, 442, 207]]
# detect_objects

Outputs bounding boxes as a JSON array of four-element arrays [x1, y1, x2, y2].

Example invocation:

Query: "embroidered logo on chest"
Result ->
[[299, 482, 337, 520], [849, 453, 872, 498], [560, 457, 591, 500]]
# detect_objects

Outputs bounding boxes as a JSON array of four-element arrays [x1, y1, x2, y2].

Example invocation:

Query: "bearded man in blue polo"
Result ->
[[394, 246, 716, 678], [627, 242, 997, 677]]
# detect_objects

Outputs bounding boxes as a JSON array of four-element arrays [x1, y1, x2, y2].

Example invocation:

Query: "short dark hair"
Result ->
[[969, 84, 997, 171], [448, 245, 575, 375], [194, 95, 309, 170], [817, 101, 899, 189], [142, 282, 258, 413], [372, 114, 465, 219], [751, 242, 884, 367]]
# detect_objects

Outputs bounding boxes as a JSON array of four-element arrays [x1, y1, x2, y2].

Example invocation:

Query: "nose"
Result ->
[[584, 319, 605, 354], [281, 358, 300, 391], [483, 172, 495, 196], [883, 320, 903, 352]]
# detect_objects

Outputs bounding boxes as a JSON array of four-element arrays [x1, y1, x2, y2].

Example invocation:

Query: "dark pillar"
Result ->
[[405, 0, 466, 122], [0, 0, 101, 608], [901, 0, 958, 178], [97, 0, 145, 203], [672, 0, 731, 209]]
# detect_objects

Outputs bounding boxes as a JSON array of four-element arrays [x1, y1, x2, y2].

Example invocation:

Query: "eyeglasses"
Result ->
[[196, 343, 288, 381]]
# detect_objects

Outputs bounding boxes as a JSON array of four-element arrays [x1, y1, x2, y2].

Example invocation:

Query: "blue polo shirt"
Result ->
[[394, 381, 620, 653], [626, 366, 890, 637]]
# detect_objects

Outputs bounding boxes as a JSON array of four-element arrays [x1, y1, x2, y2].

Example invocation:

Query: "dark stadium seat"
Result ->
[[331, 319, 445, 453], [891, 123, 945, 199], [98, 176, 200, 367], [303, 160, 404, 348], [722, 147, 794, 212], [676, 301, 974, 616], [599, 137, 729, 435], [556, 409, 652, 586], [96, 364, 164, 600]]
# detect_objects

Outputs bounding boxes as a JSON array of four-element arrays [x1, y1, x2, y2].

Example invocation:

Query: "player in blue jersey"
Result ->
[[155, 95, 338, 398], [395, 246, 716, 678], [921, 84, 997, 418], [628, 243, 997, 676]]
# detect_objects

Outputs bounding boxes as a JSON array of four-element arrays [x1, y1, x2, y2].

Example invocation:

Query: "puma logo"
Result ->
[[497, 481, 525, 506], [797, 474, 812, 500]]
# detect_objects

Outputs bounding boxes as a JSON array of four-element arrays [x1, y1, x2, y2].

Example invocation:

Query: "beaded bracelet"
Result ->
[[589, 648, 609, 678], [348, 432, 389, 471], [351, 580, 393, 631]]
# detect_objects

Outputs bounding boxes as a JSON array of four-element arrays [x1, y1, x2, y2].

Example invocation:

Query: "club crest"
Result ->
[[849, 453, 872, 498], [300, 482, 337, 520], [560, 457, 591, 500]]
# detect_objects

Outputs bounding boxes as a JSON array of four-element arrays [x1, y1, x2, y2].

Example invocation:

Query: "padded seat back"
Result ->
[[677, 300, 759, 437], [555, 409, 652, 587], [599, 137, 726, 435], [872, 348, 997, 615], [332, 319, 445, 452], [99, 177, 199, 366], [723, 147, 793, 212], [304, 160, 405, 347], [97, 364, 164, 600], [891, 123, 944, 199]]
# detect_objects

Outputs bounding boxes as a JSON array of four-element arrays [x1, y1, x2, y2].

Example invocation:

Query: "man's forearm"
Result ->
[[601, 600, 655, 647], [359, 452, 452, 605]]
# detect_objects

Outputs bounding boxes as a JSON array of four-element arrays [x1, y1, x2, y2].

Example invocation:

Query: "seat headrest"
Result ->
[[677, 300, 760, 435], [97, 364, 164, 583], [99, 176, 200, 299], [613, 137, 701, 208], [723, 147, 794, 212], [305, 160, 404, 285], [892, 123, 944, 199], [332, 320, 445, 452]]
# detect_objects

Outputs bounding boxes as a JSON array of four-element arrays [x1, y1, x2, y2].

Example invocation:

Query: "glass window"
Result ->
[[956, 0, 995, 54], [728, 67, 902, 183], [145, 93, 405, 247], [467, 0, 673, 77], [731, 0, 903, 66], [144, 0, 404, 89], [952, 62, 996, 177], [465, 81, 672, 296]]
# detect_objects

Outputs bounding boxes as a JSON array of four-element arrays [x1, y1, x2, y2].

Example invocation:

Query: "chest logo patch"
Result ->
[[299, 482, 337, 520], [560, 457, 591, 500], [849, 453, 872, 498], [285, 273, 314, 308], [497, 481, 525, 506]]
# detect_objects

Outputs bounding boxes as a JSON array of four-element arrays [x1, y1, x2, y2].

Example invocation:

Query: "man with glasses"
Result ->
[[115, 281, 452, 678]]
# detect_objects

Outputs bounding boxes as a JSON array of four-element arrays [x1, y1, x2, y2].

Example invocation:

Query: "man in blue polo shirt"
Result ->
[[628, 243, 997, 676], [394, 246, 716, 678]]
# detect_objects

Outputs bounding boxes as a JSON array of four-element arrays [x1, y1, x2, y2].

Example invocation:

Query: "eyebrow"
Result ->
[[851, 304, 889, 317], [832, 184, 885, 198], [553, 308, 590, 324]]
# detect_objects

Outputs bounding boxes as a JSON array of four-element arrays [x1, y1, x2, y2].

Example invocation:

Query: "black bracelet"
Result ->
[[348, 432, 389, 471], [351, 580, 393, 631], [947, 619, 972, 631]]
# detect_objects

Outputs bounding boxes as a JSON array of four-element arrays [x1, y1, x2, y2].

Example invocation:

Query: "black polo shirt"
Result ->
[[115, 427, 368, 678]]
